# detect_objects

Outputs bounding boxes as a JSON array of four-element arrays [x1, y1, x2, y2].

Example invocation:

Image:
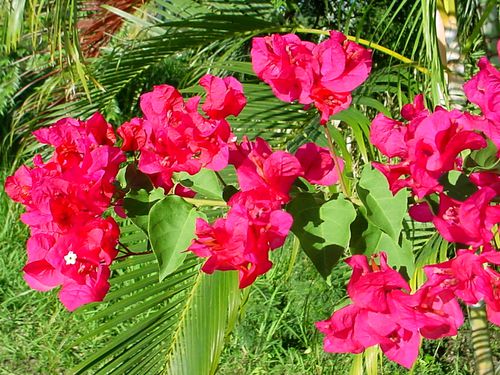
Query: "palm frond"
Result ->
[[70, 220, 241, 374]]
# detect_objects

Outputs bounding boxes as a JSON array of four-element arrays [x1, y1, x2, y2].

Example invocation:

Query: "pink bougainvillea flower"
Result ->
[[423, 250, 500, 325], [251, 31, 371, 124], [459, 112, 500, 155], [369, 95, 437, 198], [4, 165, 33, 205], [359, 311, 421, 369], [228, 189, 293, 250], [464, 52, 500, 125], [138, 111, 202, 176], [45, 218, 119, 272], [315, 304, 366, 354], [316, 304, 421, 369], [432, 188, 500, 247], [294, 142, 344, 185], [316, 252, 425, 368], [481, 244, 500, 265], [401, 94, 429, 122], [33, 112, 116, 149], [388, 286, 464, 340], [16, 155, 123, 233], [23, 234, 64, 292], [462, 49, 500, 151], [309, 86, 352, 124], [372, 162, 414, 195], [58, 265, 111, 311], [195, 217, 266, 288], [10, 149, 124, 235], [84, 112, 117, 146], [139, 84, 184, 128], [229, 137, 303, 202], [408, 202, 434, 222], [408, 109, 487, 176], [346, 252, 410, 312], [313, 30, 372, 94], [469, 171, 500, 195], [318, 252, 466, 368], [375, 319, 421, 369], [370, 114, 408, 158], [424, 250, 489, 305], [199, 74, 247, 119], [251, 33, 316, 103], [117, 117, 147, 151], [484, 267, 500, 325], [5, 112, 125, 311], [33, 113, 119, 170], [22, 217, 119, 311], [135, 83, 235, 189], [308, 31, 371, 124], [370, 97, 491, 199], [182, 103, 233, 171], [189, 187, 292, 288]]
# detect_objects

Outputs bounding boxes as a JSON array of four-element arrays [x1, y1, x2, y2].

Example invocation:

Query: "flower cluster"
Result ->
[[251, 31, 372, 124], [424, 247, 500, 326], [316, 252, 464, 368], [5, 113, 125, 310], [189, 137, 344, 287], [463, 41, 500, 147], [370, 51, 500, 247], [370, 95, 489, 198], [117, 74, 245, 195], [331, 49, 500, 368]]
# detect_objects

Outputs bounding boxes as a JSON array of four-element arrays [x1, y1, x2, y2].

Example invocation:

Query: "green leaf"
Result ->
[[124, 188, 165, 234], [174, 169, 223, 200], [287, 193, 357, 278], [164, 271, 240, 375], [125, 164, 154, 191], [359, 223, 415, 277], [333, 107, 373, 162], [439, 170, 478, 200], [148, 196, 203, 281], [355, 96, 391, 116], [357, 165, 408, 240], [222, 185, 239, 202], [465, 139, 500, 172]]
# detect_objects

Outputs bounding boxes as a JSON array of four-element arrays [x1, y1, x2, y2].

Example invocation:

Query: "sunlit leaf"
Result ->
[[149, 196, 203, 280]]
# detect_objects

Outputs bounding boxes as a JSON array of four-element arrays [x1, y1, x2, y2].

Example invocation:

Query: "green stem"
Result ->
[[284, 235, 300, 282], [469, 303, 494, 375], [493, 226, 499, 250], [292, 27, 430, 75], [183, 197, 227, 207], [324, 124, 349, 197]]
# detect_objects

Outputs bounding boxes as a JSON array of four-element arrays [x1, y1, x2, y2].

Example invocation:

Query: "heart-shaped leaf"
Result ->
[[148, 196, 204, 280], [287, 193, 356, 278]]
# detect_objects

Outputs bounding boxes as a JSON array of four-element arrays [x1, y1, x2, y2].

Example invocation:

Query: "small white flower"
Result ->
[[64, 251, 77, 265]]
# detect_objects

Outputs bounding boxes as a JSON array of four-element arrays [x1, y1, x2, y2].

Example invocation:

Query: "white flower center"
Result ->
[[64, 251, 77, 265]]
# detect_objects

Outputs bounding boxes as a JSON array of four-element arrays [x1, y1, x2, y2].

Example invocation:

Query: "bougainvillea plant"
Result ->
[[5, 31, 499, 369]]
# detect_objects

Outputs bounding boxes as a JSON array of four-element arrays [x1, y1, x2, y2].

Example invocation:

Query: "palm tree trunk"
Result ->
[[469, 304, 495, 375], [436, 0, 465, 107], [437, 2, 495, 374]]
